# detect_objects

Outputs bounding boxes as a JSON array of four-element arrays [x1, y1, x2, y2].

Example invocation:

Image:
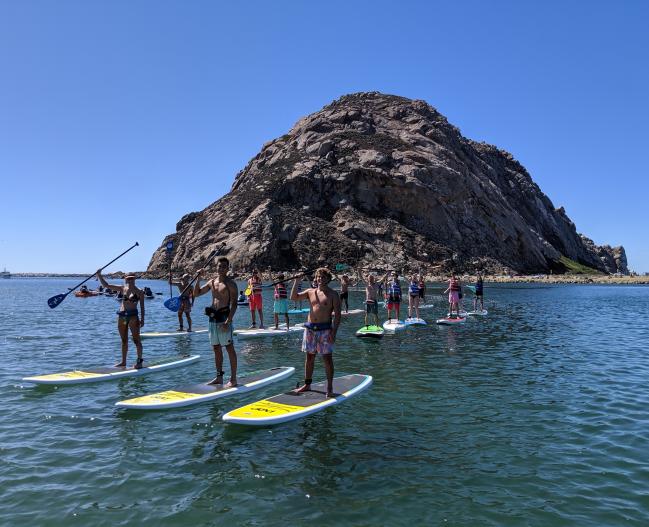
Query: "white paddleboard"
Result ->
[[418, 304, 435, 310], [467, 309, 488, 316], [436, 316, 466, 325], [141, 328, 208, 339], [337, 308, 365, 316], [115, 366, 295, 410], [223, 374, 373, 426], [383, 319, 406, 332], [447, 311, 468, 318], [234, 323, 304, 339], [404, 317, 427, 326], [22, 355, 200, 385]]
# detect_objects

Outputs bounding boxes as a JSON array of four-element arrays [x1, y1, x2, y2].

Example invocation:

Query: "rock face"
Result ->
[[147, 92, 627, 275]]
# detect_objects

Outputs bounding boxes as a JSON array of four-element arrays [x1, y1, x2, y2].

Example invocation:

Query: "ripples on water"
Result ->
[[1, 279, 649, 526]]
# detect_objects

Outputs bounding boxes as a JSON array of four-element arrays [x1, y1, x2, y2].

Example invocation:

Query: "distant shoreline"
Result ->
[[6, 272, 648, 285]]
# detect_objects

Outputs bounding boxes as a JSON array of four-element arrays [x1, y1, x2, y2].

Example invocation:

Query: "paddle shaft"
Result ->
[[266, 268, 317, 288], [73, 242, 139, 292], [179, 243, 226, 296]]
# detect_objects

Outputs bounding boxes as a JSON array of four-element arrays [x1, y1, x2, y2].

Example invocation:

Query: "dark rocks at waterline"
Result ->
[[147, 92, 627, 276]]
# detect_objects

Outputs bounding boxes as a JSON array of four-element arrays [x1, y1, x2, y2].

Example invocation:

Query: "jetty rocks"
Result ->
[[148, 92, 627, 275]]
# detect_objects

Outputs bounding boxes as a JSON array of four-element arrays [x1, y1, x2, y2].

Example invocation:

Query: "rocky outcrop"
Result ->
[[147, 92, 627, 275]]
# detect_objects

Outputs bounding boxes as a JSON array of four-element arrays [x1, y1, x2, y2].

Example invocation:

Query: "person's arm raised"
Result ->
[[193, 270, 212, 298], [96, 270, 121, 292], [290, 278, 310, 301]]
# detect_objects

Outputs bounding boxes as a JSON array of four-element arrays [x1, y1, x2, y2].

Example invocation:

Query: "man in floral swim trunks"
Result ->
[[290, 267, 341, 398]]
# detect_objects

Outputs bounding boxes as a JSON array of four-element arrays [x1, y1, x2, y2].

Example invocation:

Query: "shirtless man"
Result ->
[[194, 257, 239, 386], [339, 274, 353, 313], [363, 272, 381, 327], [291, 267, 341, 397], [169, 273, 193, 332]]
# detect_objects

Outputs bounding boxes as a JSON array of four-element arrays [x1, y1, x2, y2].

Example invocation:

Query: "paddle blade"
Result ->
[[47, 293, 67, 309], [164, 296, 181, 312]]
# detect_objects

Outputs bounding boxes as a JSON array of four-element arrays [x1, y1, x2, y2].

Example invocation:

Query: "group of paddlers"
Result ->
[[96, 260, 486, 397]]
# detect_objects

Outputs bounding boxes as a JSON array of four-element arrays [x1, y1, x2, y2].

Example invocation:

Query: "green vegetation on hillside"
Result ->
[[559, 256, 603, 275]]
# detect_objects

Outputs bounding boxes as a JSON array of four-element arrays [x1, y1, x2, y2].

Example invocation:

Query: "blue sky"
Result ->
[[1, 0, 647, 273]]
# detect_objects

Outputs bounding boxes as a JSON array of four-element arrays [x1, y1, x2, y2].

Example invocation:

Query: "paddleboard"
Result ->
[[337, 308, 365, 316], [222, 374, 373, 426], [383, 319, 406, 332], [418, 303, 435, 310], [234, 323, 304, 339], [447, 311, 468, 318], [115, 366, 295, 410], [467, 309, 488, 316], [237, 301, 249, 306], [287, 308, 310, 315], [141, 328, 208, 339], [22, 355, 200, 385], [355, 325, 384, 338], [404, 317, 427, 326], [436, 316, 466, 325]]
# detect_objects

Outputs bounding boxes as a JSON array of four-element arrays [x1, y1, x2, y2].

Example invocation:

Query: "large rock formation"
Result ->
[[148, 92, 627, 275]]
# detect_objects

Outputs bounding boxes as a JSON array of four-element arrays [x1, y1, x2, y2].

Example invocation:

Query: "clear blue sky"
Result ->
[[1, 0, 647, 273]]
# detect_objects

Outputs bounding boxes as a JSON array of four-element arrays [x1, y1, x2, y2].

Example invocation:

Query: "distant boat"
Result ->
[[0, 268, 10, 279]]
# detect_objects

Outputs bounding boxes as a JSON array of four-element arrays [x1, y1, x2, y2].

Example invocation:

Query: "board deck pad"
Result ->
[[22, 355, 201, 385], [234, 323, 304, 339], [141, 328, 207, 339], [222, 374, 373, 426], [356, 325, 384, 338], [115, 366, 295, 409]]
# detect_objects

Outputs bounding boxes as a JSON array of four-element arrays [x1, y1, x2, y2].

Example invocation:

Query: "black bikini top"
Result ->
[[125, 290, 139, 303]]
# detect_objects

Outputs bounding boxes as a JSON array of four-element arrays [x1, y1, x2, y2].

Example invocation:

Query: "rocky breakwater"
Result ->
[[147, 92, 627, 276]]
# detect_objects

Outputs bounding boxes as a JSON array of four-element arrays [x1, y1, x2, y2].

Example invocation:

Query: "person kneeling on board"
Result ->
[[194, 257, 238, 386], [291, 267, 341, 398], [96, 271, 145, 369]]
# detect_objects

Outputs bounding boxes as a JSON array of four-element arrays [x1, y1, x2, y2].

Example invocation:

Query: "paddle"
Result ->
[[264, 268, 317, 288], [47, 242, 139, 309], [163, 243, 226, 312]]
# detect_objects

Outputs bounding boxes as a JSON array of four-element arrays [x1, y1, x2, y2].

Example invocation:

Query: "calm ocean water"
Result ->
[[1, 278, 648, 526]]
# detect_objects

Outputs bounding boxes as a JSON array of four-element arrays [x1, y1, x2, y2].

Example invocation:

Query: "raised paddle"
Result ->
[[164, 243, 226, 312], [47, 242, 139, 309], [264, 268, 317, 288]]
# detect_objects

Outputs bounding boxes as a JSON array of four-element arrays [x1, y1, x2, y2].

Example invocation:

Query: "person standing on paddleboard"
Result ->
[[291, 267, 341, 398], [247, 269, 264, 329], [444, 272, 461, 318], [363, 272, 381, 328], [194, 257, 239, 386], [418, 272, 426, 303], [169, 273, 194, 332], [273, 274, 290, 330], [96, 271, 145, 369], [384, 271, 402, 322], [339, 274, 353, 313], [408, 274, 420, 319], [474, 272, 484, 311]]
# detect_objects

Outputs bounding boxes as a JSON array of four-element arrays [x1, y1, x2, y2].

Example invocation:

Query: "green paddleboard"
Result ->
[[355, 325, 384, 339]]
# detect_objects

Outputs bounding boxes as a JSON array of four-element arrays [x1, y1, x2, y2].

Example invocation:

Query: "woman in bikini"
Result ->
[[96, 271, 145, 368]]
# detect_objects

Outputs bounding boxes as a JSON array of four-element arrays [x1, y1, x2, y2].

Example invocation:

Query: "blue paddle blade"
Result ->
[[47, 293, 67, 309], [164, 296, 181, 312]]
